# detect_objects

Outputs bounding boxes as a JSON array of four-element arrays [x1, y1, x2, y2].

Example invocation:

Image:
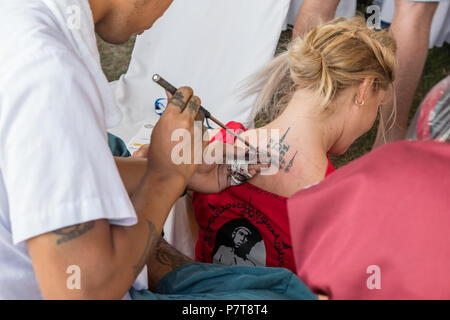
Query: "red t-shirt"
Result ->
[[193, 122, 335, 272], [288, 140, 450, 299]]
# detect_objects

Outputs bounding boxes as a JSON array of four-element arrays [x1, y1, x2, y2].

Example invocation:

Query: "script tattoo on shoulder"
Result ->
[[53, 221, 95, 245], [284, 151, 298, 173], [132, 219, 160, 278], [268, 127, 298, 173]]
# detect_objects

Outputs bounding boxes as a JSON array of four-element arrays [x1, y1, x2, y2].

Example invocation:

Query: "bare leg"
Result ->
[[146, 238, 193, 291], [373, 0, 438, 147], [292, 0, 340, 38]]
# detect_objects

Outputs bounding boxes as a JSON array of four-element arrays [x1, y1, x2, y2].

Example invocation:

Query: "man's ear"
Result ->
[[356, 78, 375, 104]]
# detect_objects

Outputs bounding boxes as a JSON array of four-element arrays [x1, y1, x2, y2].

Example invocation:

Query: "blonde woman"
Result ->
[[193, 17, 397, 273]]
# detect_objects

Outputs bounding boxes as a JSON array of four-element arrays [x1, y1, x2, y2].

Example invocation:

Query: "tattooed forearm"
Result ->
[[132, 219, 160, 277], [154, 238, 193, 270], [146, 238, 193, 291], [53, 221, 95, 245]]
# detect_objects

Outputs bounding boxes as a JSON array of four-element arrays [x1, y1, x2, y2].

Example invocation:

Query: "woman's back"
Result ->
[[193, 181, 294, 270], [193, 122, 335, 272]]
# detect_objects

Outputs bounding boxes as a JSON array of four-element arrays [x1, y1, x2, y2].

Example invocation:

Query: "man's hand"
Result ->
[[131, 142, 268, 194], [27, 87, 206, 299], [187, 141, 268, 193], [146, 87, 204, 191]]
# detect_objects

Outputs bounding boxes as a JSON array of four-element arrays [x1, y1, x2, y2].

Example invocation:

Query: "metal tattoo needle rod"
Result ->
[[152, 74, 260, 154]]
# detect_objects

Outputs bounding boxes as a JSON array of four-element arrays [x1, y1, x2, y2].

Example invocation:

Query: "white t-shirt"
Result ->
[[0, 0, 147, 299]]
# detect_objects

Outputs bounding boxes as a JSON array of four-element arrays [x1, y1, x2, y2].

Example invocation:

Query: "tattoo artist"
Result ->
[[0, 0, 266, 299]]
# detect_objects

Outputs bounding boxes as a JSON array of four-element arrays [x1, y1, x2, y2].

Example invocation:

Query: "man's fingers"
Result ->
[[195, 107, 207, 138], [165, 87, 193, 113], [132, 144, 150, 158], [195, 107, 206, 124], [184, 95, 202, 120], [247, 163, 270, 173]]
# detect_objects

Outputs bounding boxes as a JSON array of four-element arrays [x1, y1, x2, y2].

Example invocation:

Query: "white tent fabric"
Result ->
[[109, 0, 292, 258], [283, 0, 357, 30], [381, 0, 450, 48]]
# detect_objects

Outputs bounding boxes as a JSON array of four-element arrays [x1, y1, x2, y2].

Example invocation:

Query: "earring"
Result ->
[[355, 96, 365, 106]]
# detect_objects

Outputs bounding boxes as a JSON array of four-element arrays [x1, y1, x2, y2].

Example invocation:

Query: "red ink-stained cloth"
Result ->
[[209, 121, 246, 144], [288, 140, 450, 299], [193, 122, 335, 273]]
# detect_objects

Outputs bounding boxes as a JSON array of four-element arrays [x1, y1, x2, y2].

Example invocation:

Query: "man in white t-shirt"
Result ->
[[0, 0, 260, 299]]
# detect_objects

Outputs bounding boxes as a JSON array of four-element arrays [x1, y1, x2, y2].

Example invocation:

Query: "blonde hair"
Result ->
[[245, 17, 397, 128]]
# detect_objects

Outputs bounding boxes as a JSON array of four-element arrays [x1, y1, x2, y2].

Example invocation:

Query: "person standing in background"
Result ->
[[291, 0, 440, 146]]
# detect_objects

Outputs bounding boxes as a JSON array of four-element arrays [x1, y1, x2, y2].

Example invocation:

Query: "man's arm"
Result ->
[[292, 0, 340, 38], [119, 140, 267, 196], [115, 157, 148, 196], [27, 87, 202, 299], [28, 180, 179, 299], [146, 238, 194, 292]]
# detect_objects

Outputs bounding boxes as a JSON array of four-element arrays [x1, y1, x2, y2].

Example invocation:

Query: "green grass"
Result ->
[[98, 18, 449, 168]]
